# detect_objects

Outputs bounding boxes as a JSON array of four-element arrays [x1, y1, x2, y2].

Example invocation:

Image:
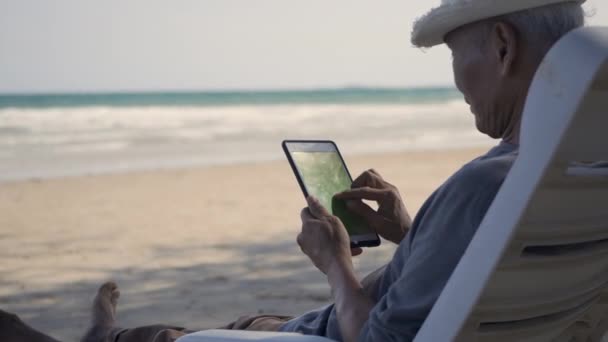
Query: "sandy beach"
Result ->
[[0, 147, 487, 341]]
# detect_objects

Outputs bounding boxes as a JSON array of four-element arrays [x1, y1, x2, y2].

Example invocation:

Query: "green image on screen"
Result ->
[[292, 151, 371, 236]]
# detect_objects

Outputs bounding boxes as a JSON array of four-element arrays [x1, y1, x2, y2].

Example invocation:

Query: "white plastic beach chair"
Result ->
[[176, 26, 608, 342]]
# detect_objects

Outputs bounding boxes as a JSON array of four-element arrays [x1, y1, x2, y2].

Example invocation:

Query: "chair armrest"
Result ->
[[176, 330, 336, 342]]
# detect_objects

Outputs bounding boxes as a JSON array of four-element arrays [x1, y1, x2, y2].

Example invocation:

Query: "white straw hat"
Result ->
[[411, 0, 586, 48]]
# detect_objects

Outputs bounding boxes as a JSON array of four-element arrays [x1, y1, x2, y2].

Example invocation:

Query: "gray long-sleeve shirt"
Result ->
[[279, 142, 518, 341]]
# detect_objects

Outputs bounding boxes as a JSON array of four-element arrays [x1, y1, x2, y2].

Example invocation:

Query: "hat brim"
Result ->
[[411, 0, 586, 48]]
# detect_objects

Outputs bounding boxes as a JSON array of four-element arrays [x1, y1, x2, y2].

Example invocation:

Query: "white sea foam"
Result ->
[[0, 101, 495, 181]]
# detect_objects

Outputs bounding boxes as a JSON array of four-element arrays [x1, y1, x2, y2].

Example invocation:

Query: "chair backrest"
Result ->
[[414, 26, 608, 342]]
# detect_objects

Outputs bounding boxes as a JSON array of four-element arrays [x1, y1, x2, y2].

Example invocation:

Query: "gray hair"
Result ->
[[476, 2, 585, 55]]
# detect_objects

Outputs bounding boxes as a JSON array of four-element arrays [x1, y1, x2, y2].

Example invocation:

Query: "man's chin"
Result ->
[[475, 120, 502, 139]]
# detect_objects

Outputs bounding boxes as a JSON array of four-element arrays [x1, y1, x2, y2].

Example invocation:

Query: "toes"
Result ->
[[98, 281, 118, 295], [90, 282, 120, 328], [110, 290, 120, 305]]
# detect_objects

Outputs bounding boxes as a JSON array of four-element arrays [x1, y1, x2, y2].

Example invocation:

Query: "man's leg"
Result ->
[[110, 315, 293, 342], [85, 282, 290, 342], [110, 325, 190, 342], [0, 309, 62, 342], [94, 265, 388, 342], [79, 282, 190, 342], [219, 314, 293, 331]]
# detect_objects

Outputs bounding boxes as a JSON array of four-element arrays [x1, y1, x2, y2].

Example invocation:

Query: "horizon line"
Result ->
[[0, 85, 457, 97]]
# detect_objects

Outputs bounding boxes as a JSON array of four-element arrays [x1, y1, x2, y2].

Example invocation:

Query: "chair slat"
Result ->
[[472, 297, 596, 342], [523, 187, 608, 227], [558, 89, 608, 161]]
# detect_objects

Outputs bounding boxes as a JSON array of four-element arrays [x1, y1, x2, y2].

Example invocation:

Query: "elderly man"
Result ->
[[2, 0, 588, 342]]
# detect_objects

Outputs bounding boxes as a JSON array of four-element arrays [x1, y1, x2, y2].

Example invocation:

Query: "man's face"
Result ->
[[445, 24, 512, 139]]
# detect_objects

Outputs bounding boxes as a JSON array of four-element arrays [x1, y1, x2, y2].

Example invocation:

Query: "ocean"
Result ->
[[0, 88, 493, 182]]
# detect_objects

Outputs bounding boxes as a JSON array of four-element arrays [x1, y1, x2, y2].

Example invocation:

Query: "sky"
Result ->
[[1, 0, 607, 93]]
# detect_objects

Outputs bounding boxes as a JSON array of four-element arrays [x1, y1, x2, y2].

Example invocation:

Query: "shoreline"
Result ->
[[0, 142, 494, 184]]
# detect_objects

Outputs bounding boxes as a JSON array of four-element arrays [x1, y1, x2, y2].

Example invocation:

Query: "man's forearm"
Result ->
[[327, 260, 376, 342]]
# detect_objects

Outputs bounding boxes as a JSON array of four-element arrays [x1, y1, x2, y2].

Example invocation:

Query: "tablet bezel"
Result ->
[[282, 140, 381, 248]]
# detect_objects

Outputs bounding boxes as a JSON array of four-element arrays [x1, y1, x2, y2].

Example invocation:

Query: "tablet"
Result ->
[[282, 140, 381, 248]]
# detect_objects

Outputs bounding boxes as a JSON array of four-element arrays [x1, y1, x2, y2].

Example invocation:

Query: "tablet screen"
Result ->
[[289, 147, 377, 242]]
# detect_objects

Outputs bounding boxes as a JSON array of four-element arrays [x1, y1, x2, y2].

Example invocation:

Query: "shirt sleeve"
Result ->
[[358, 167, 505, 342]]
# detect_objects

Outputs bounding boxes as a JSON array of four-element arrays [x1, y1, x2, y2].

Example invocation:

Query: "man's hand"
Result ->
[[299, 197, 375, 342], [298, 196, 360, 275], [335, 169, 412, 244]]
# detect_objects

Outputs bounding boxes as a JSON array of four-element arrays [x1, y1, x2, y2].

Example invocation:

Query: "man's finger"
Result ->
[[296, 233, 310, 255], [368, 168, 383, 178], [306, 196, 331, 219], [300, 207, 316, 222], [346, 200, 388, 230], [352, 170, 383, 188], [301, 218, 323, 233], [334, 187, 388, 201]]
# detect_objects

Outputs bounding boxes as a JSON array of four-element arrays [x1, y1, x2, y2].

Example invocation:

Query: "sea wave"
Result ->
[[0, 101, 495, 181]]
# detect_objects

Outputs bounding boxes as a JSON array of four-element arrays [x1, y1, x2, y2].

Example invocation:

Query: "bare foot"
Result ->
[[81, 282, 120, 342]]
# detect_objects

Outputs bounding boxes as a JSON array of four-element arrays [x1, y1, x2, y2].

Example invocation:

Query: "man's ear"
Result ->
[[491, 22, 518, 76]]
